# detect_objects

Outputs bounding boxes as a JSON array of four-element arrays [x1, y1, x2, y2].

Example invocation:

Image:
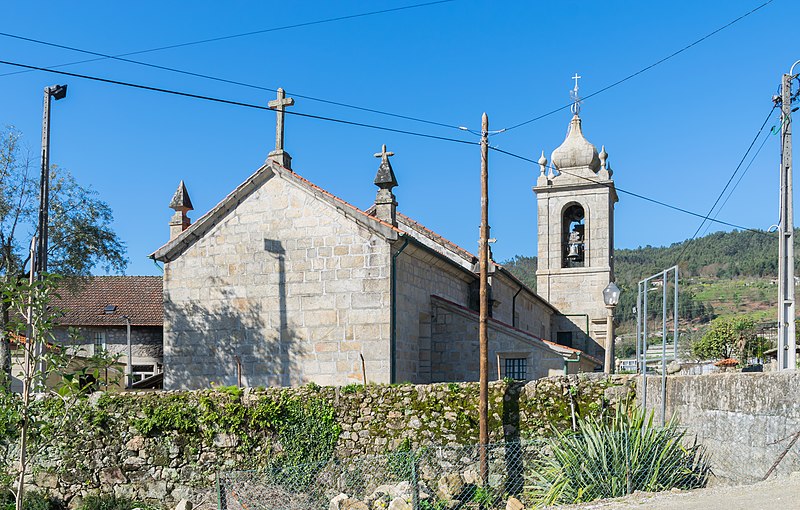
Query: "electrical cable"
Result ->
[[0, 59, 477, 147], [0, 57, 778, 236], [0, 1, 462, 130], [0, 0, 456, 71], [488, 145, 773, 236], [502, 0, 776, 132], [700, 120, 776, 237], [674, 105, 777, 264]]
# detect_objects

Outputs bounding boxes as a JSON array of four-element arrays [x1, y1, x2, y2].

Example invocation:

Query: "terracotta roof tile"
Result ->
[[52, 276, 162, 327]]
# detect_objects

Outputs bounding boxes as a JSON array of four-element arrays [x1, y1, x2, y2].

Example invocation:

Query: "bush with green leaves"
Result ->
[[526, 406, 710, 505], [691, 315, 756, 362]]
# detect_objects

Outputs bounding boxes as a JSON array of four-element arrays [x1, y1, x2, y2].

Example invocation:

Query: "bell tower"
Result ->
[[533, 77, 618, 358]]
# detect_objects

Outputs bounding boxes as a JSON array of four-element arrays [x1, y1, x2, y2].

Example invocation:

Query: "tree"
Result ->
[[691, 315, 756, 361], [2, 273, 120, 510], [0, 126, 127, 384]]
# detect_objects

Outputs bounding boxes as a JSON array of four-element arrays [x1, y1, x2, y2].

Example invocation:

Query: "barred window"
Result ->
[[504, 358, 527, 380]]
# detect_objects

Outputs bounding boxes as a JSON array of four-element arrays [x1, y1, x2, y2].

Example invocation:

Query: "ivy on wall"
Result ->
[[133, 386, 341, 471]]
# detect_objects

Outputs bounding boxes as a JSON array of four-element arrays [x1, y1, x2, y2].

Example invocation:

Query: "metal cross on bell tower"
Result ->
[[267, 87, 295, 169], [570, 73, 582, 115]]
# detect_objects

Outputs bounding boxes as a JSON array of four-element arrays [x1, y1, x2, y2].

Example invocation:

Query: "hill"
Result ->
[[503, 228, 791, 328]]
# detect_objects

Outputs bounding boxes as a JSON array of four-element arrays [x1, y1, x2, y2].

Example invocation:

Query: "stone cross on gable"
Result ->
[[267, 88, 295, 168], [374, 144, 394, 163]]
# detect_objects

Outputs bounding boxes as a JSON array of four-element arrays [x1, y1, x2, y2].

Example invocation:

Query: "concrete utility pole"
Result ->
[[777, 64, 798, 371], [478, 113, 490, 483], [36, 84, 67, 277], [123, 315, 132, 388]]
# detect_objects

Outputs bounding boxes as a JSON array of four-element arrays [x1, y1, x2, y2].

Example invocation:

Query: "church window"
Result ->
[[562, 203, 586, 268], [504, 358, 527, 380]]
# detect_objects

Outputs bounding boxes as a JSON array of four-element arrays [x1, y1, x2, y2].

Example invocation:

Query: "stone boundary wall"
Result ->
[[5, 375, 632, 509], [639, 371, 800, 483]]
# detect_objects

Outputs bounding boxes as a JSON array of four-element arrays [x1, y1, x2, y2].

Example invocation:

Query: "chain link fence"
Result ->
[[217, 434, 710, 509]]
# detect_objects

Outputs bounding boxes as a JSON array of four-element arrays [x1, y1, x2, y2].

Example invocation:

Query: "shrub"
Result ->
[[0, 489, 63, 510], [526, 406, 710, 505], [76, 494, 159, 510]]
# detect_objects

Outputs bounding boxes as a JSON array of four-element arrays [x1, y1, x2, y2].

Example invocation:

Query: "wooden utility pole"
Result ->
[[778, 69, 797, 371], [479, 113, 490, 483]]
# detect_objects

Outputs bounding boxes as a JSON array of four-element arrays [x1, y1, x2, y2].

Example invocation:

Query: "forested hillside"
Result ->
[[503, 228, 791, 326]]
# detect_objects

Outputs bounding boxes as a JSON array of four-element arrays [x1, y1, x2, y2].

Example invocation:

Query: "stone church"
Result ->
[[151, 90, 616, 390]]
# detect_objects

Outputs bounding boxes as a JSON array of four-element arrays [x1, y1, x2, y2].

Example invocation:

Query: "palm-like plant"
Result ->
[[526, 406, 710, 505]]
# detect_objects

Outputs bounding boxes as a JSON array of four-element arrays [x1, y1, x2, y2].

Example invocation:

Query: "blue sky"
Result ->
[[1, 0, 797, 276]]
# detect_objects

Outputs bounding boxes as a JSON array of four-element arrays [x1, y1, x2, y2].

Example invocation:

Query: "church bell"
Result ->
[[566, 241, 583, 261]]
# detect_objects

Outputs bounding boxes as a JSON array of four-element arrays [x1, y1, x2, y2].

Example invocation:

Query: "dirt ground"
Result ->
[[550, 473, 800, 510]]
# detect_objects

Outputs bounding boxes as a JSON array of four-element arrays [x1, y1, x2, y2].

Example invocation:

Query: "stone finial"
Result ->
[[536, 151, 550, 187], [538, 151, 547, 176], [599, 145, 608, 172], [169, 181, 193, 240], [169, 181, 193, 212], [373, 144, 398, 226], [598, 146, 613, 179]]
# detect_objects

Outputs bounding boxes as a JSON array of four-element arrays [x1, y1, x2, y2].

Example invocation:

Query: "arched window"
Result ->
[[562, 203, 587, 268]]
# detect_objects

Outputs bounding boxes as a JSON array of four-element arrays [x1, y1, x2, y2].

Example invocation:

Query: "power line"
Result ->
[[0, 1, 462, 131], [488, 145, 774, 236], [502, 0, 776, 132], [0, 58, 477, 147], [674, 105, 777, 264], [0, 56, 778, 235], [701, 119, 777, 237]]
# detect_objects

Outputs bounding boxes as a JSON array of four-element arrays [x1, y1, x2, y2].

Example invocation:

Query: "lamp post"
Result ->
[[602, 282, 621, 374], [122, 315, 132, 388], [36, 84, 68, 277]]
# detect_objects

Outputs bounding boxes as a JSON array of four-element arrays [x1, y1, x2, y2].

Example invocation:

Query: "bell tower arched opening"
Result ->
[[562, 203, 587, 268]]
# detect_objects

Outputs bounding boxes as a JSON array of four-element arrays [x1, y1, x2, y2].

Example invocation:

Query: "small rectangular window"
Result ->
[[556, 331, 573, 348], [504, 358, 527, 380], [93, 332, 106, 353]]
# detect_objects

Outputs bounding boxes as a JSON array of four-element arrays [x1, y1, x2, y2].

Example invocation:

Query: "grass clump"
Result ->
[[526, 406, 710, 506]]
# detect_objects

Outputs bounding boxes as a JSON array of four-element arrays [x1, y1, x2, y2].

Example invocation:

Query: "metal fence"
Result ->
[[217, 436, 710, 510]]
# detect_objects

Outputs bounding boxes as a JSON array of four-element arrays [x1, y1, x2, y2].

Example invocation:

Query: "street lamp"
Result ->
[[36, 84, 68, 277], [122, 315, 132, 388], [602, 282, 621, 374]]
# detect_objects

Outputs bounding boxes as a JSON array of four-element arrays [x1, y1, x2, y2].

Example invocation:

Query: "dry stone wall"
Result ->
[[4, 375, 632, 509]]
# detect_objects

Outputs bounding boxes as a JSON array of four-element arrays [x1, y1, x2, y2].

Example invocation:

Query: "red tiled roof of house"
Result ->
[[52, 276, 162, 327]]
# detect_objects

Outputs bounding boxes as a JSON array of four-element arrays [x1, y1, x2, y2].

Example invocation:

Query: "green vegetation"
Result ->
[[133, 389, 340, 481], [0, 490, 61, 510], [470, 486, 499, 507], [76, 494, 160, 510], [386, 438, 424, 481], [692, 315, 757, 361], [525, 406, 710, 506], [504, 229, 792, 356], [341, 383, 363, 395]]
